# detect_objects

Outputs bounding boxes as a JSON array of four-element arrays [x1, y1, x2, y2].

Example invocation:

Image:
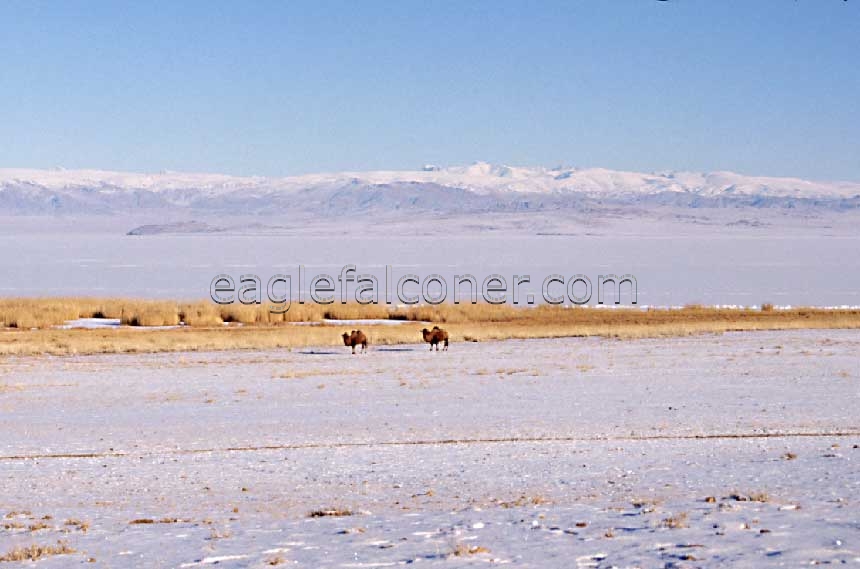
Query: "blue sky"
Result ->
[[1, 1, 858, 180]]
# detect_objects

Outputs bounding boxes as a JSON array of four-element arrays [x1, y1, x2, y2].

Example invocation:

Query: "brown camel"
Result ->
[[421, 326, 449, 351], [342, 330, 368, 354]]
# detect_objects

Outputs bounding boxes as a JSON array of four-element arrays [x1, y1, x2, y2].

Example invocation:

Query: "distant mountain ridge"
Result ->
[[1, 163, 859, 215]]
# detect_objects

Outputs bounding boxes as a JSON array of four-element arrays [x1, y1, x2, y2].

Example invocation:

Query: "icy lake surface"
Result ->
[[0, 330, 858, 567], [1, 214, 859, 307]]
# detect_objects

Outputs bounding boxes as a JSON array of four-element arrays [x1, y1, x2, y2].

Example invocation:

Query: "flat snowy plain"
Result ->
[[1, 329, 858, 567]]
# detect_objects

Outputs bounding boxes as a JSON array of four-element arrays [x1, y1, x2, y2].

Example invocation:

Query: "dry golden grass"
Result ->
[[27, 522, 50, 532], [275, 369, 357, 380], [728, 491, 770, 502], [64, 519, 90, 533], [749, 492, 770, 503], [632, 498, 662, 509], [4, 511, 31, 519], [495, 495, 551, 508], [661, 512, 689, 529], [1, 522, 26, 530], [208, 526, 232, 540], [337, 527, 366, 535], [0, 298, 83, 329], [0, 541, 75, 562], [451, 543, 491, 556], [0, 297, 330, 329], [307, 508, 354, 518], [321, 303, 390, 320], [0, 299, 859, 356], [0, 297, 179, 328]]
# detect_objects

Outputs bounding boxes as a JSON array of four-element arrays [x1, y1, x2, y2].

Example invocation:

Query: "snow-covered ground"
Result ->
[[56, 319, 182, 330], [1, 330, 858, 567], [56, 318, 121, 329]]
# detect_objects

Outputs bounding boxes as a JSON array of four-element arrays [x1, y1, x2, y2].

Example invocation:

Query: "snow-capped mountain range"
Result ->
[[1, 163, 859, 216]]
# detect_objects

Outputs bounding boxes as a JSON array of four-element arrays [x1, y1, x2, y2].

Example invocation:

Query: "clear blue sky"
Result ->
[[1, 0, 858, 180]]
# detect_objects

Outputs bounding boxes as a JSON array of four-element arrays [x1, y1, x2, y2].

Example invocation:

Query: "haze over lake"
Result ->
[[1, 213, 857, 307]]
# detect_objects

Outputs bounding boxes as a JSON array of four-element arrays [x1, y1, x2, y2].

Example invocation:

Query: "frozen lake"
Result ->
[[0, 215, 858, 306], [0, 330, 858, 566]]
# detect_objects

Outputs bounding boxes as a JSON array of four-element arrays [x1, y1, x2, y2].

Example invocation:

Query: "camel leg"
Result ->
[[351, 345, 356, 355]]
